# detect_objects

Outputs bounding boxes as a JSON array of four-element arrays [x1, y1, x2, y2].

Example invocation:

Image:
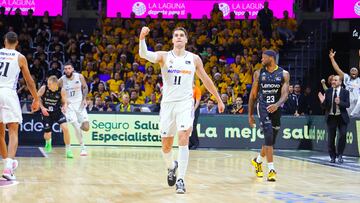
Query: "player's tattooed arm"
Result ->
[[61, 88, 68, 113], [19, 54, 39, 112], [275, 71, 290, 108], [79, 74, 88, 101], [248, 70, 259, 127], [58, 78, 63, 88], [248, 70, 260, 117]]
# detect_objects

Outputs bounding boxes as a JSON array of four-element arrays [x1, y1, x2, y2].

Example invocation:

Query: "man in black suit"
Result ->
[[318, 75, 350, 164]]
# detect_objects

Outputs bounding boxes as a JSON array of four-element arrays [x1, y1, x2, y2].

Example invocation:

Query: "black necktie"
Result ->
[[332, 89, 337, 114]]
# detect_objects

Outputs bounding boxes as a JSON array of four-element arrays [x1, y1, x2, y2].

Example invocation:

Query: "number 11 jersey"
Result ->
[[161, 51, 196, 103]]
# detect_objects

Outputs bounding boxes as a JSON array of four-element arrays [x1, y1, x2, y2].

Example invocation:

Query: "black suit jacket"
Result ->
[[321, 87, 350, 124]]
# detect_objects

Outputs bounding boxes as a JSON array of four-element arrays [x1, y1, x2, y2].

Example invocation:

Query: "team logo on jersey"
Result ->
[[262, 76, 266, 81], [169, 60, 173, 64], [185, 60, 191, 64], [169, 65, 173, 69], [275, 77, 281, 81], [76, 81, 80, 84]]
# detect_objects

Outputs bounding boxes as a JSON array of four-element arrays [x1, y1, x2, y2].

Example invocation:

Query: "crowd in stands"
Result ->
[[0, 2, 303, 115]]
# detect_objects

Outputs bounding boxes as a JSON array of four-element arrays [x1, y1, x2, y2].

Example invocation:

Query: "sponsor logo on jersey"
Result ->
[[167, 69, 192, 74]]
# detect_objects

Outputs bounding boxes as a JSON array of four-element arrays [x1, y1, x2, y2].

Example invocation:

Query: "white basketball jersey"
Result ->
[[161, 51, 196, 103], [344, 73, 360, 100], [0, 48, 20, 90], [61, 72, 83, 104]]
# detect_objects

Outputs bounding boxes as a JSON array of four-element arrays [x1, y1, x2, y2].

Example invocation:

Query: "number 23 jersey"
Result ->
[[258, 66, 284, 107], [161, 51, 196, 103]]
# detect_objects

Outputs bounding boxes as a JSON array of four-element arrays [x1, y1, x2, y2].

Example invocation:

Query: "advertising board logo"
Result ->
[[132, 2, 147, 16], [355, 1, 360, 16], [219, 3, 230, 17]]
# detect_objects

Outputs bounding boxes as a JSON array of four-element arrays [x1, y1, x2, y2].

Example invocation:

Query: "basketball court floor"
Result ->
[[0, 147, 359, 203]]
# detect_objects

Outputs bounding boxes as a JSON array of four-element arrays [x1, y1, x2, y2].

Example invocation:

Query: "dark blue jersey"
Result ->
[[41, 86, 62, 113], [258, 66, 284, 106]]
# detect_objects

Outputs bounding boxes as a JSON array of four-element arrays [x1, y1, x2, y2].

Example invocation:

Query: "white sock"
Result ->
[[177, 145, 189, 181], [162, 150, 175, 169], [256, 154, 263, 163], [268, 162, 275, 172], [72, 122, 84, 145], [66, 145, 71, 151], [5, 158, 13, 169]]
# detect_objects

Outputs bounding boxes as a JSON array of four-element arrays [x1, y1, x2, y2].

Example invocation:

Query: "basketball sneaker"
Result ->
[[2, 168, 15, 181], [66, 150, 74, 159], [80, 148, 88, 156], [167, 161, 178, 186], [12, 160, 18, 170], [267, 169, 277, 182], [251, 158, 264, 178], [176, 178, 186, 194], [44, 142, 52, 153]]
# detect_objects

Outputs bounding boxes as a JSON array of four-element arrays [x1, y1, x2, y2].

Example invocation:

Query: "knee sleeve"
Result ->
[[263, 122, 274, 146], [44, 124, 51, 133], [272, 126, 280, 145]]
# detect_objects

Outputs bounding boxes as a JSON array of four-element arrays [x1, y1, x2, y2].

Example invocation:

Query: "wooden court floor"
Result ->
[[0, 147, 359, 203]]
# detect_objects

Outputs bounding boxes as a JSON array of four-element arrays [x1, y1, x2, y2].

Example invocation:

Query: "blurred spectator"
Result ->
[[86, 97, 99, 111], [321, 75, 334, 92], [52, 14, 65, 32], [277, 11, 296, 42], [231, 97, 247, 114], [257, 1, 273, 39], [94, 96, 105, 111], [292, 84, 307, 116], [116, 94, 134, 112], [200, 100, 217, 114]]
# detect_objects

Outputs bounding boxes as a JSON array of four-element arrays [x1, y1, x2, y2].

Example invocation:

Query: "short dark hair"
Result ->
[[64, 62, 74, 67], [173, 27, 188, 38], [5, 32, 18, 44]]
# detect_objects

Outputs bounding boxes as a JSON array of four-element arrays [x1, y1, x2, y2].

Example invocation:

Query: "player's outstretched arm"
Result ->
[[19, 54, 39, 111], [194, 55, 225, 113], [329, 49, 345, 78], [248, 70, 260, 127], [138, 26, 166, 64]]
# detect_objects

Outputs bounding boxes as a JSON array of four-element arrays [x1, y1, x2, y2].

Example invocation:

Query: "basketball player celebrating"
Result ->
[[38, 76, 74, 158], [248, 50, 290, 182], [59, 63, 89, 156], [139, 26, 225, 194], [0, 32, 40, 180], [329, 49, 360, 117]]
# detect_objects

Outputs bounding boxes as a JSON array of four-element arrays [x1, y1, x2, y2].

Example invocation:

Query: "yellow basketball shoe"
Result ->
[[267, 169, 277, 182], [251, 158, 264, 178]]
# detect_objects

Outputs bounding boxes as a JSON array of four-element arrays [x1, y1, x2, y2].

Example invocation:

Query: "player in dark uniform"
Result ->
[[38, 76, 73, 158], [248, 50, 290, 181]]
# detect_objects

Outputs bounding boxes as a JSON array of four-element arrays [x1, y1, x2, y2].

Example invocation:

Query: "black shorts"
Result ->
[[257, 103, 281, 146], [42, 111, 66, 133]]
